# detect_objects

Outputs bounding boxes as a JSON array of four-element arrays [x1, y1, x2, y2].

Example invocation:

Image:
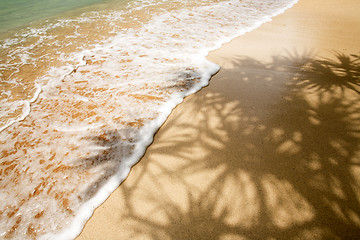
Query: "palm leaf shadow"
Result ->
[[119, 51, 360, 240]]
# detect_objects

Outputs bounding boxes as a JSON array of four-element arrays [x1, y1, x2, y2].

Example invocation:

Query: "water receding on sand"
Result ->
[[0, 0, 298, 239]]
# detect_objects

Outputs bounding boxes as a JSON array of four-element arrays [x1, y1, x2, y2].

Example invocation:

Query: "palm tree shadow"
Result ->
[[74, 128, 139, 202], [73, 67, 211, 204], [118, 52, 360, 240], [297, 53, 360, 94]]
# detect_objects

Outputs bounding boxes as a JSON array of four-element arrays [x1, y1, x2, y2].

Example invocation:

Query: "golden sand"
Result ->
[[77, 0, 360, 239]]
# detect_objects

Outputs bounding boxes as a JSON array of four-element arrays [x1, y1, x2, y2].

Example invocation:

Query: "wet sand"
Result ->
[[77, 0, 360, 239]]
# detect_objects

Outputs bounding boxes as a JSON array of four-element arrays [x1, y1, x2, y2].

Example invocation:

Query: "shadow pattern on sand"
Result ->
[[84, 52, 360, 239]]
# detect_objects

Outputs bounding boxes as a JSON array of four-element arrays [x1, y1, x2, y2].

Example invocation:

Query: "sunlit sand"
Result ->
[[77, 0, 360, 239]]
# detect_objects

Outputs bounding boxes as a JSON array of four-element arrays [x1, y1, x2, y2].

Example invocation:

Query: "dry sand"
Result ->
[[77, 0, 360, 239]]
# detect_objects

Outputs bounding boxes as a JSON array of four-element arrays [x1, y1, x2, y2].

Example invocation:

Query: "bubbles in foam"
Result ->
[[0, 0, 298, 239]]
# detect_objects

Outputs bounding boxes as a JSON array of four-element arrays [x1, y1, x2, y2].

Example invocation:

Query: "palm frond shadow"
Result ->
[[296, 52, 360, 94], [73, 67, 209, 205], [117, 52, 360, 240], [74, 129, 137, 202]]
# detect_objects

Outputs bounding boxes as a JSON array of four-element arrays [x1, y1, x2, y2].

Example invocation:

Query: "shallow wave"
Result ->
[[0, 0, 297, 239]]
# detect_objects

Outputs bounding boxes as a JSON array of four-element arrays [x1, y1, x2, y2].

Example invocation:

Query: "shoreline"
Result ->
[[77, 0, 360, 239], [1, 1, 301, 239]]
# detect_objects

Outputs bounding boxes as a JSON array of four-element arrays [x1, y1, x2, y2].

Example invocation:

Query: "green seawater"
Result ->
[[0, 0, 107, 34]]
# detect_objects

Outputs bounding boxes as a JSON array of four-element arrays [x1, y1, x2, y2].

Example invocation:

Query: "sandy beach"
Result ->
[[76, 0, 360, 239]]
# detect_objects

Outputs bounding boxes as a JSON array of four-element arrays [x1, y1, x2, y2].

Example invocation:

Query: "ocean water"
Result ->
[[0, 0, 298, 239], [0, 0, 106, 35]]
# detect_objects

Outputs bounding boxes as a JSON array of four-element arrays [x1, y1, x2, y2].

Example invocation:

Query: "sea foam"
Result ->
[[0, 0, 298, 239]]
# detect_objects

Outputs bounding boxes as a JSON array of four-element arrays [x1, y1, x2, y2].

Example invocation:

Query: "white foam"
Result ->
[[0, 84, 42, 132], [0, 0, 298, 239], [44, 1, 299, 239]]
